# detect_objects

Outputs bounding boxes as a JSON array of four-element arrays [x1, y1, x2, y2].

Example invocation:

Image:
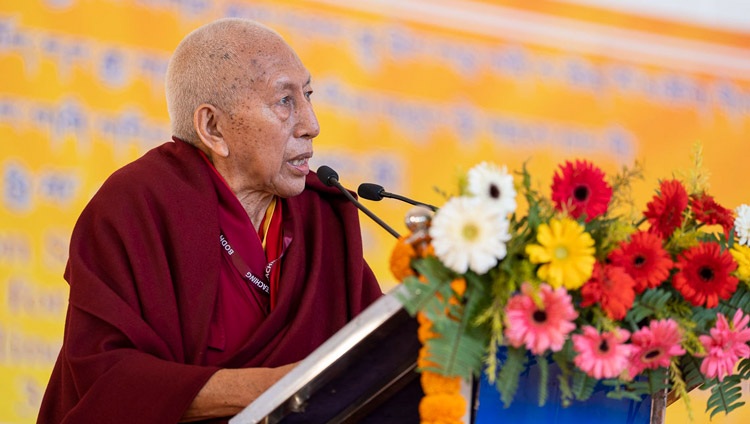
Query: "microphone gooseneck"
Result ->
[[316, 166, 401, 239], [357, 183, 438, 212]]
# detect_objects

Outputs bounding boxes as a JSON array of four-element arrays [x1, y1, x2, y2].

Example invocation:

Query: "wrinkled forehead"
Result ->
[[248, 35, 304, 71], [241, 37, 310, 87]]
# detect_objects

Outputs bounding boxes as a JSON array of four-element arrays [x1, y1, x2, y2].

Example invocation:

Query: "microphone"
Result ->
[[358, 183, 438, 212], [316, 166, 401, 239]]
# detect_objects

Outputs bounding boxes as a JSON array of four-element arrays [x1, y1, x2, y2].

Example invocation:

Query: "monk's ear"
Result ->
[[194, 103, 229, 158]]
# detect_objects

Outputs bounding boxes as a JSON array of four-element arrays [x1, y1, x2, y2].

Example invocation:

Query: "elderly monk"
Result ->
[[38, 18, 382, 423]]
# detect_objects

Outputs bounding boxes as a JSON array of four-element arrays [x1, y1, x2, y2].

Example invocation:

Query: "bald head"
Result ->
[[165, 18, 290, 144]]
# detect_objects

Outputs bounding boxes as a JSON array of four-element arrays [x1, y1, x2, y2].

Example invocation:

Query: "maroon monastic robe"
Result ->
[[38, 139, 382, 423]]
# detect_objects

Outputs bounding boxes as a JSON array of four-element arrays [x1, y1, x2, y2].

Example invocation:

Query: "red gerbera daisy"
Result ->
[[673, 242, 739, 308], [581, 263, 636, 320], [551, 160, 612, 222], [608, 231, 673, 293], [643, 179, 688, 239], [690, 193, 735, 237]]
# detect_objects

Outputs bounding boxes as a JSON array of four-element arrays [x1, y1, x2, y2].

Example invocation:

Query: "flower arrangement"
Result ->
[[391, 148, 750, 423]]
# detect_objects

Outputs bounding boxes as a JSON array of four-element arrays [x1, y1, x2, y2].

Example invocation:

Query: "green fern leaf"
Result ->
[[679, 354, 708, 391], [422, 281, 489, 379], [537, 355, 549, 406], [738, 358, 750, 379], [626, 288, 671, 324], [571, 369, 597, 401], [496, 346, 526, 407], [646, 368, 670, 395], [552, 348, 574, 407], [717, 284, 750, 318], [706, 375, 745, 419], [397, 258, 452, 316]]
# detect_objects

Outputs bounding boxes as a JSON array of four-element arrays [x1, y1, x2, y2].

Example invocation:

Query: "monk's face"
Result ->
[[220, 37, 319, 198]]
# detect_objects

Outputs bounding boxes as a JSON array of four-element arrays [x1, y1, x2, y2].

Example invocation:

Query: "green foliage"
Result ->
[[706, 375, 746, 419], [397, 256, 452, 316], [495, 346, 526, 407], [717, 284, 750, 318], [424, 316, 486, 379], [424, 276, 489, 379], [645, 368, 670, 395], [552, 346, 574, 407], [537, 355, 549, 407], [571, 369, 597, 402], [738, 358, 750, 379], [603, 368, 668, 402], [670, 360, 694, 423], [603, 380, 647, 402], [689, 306, 719, 333], [680, 354, 708, 391], [608, 161, 644, 221], [625, 288, 672, 325]]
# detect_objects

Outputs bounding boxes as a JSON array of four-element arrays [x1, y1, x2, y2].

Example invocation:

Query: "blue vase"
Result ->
[[475, 355, 652, 424]]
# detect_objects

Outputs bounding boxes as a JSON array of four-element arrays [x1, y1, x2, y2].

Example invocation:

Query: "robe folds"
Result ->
[[38, 139, 383, 424]]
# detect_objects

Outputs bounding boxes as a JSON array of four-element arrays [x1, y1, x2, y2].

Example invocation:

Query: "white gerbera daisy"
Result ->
[[467, 162, 517, 216], [735, 204, 750, 246], [429, 196, 511, 274]]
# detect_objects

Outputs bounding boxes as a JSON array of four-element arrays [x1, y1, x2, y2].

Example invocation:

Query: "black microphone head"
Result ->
[[357, 183, 385, 201], [316, 165, 339, 186]]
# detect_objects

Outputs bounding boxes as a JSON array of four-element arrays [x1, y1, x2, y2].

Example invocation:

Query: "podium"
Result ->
[[230, 286, 666, 424], [230, 286, 425, 423]]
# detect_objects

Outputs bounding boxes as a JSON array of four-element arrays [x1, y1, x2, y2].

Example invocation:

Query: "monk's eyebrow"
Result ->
[[275, 75, 312, 90]]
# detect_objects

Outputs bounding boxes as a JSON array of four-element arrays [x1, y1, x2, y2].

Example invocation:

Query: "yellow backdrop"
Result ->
[[1, 0, 749, 422]]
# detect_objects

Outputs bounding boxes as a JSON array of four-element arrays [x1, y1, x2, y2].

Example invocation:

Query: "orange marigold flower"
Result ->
[[390, 236, 417, 281], [421, 371, 461, 395], [450, 278, 466, 297], [422, 420, 463, 424], [417, 311, 432, 326], [417, 346, 438, 369], [421, 243, 436, 258], [418, 323, 436, 343], [419, 393, 466, 421]]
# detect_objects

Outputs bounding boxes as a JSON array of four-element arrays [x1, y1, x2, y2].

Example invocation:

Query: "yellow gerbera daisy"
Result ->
[[731, 245, 750, 281], [525, 218, 596, 289]]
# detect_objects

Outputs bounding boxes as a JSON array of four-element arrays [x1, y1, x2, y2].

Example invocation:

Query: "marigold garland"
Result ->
[[390, 236, 417, 281], [408, 253, 467, 423]]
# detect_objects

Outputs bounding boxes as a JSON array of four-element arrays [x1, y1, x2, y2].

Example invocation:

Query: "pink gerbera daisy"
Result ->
[[628, 319, 685, 378], [504, 283, 578, 355], [699, 310, 750, 381], [573, 326, 632, 379]]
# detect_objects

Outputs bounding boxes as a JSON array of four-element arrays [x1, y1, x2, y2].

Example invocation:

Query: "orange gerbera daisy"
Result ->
[[580, 263, 636, 320]]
